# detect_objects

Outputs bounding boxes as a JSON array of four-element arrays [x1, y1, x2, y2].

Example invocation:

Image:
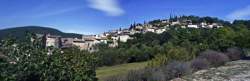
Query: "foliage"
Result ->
[[0, 33, 97, 81], [148, 43, 195, 67], [95, 44, 158, 66], [225, 47, 244, 61], [179, 15, 231, 25], [198, 50, 229, 67], [190, 58, 209, 71], [163, 61, 192, 79]]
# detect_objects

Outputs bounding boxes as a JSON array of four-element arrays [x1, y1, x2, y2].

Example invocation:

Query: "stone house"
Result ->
[[44, 34, 61, 48]]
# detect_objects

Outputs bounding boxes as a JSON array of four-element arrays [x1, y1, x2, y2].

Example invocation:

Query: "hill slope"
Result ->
[[0, 26, 83, 40]]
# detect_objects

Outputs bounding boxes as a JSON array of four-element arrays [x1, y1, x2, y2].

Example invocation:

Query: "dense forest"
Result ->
[[1, 16, 250, 81]]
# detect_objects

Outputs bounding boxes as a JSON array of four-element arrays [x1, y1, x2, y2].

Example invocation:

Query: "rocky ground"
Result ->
[[174, 60, 250, 81]]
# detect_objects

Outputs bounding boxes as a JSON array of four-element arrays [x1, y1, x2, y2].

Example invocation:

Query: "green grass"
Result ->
[[96, 61, 148, 81]]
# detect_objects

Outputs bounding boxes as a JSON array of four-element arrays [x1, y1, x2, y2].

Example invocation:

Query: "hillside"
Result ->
[[173, 60, 250, 81], [0, 26, 83, 40]]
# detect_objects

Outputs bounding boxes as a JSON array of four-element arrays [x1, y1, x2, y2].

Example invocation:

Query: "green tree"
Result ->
[[0, 34, 98, 81]]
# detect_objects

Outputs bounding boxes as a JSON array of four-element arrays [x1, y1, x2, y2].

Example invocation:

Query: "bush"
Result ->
[[148, 54, 169, 67], [225, 47, 244, 61], [95, 46, 153, 67], [191, 58, 209, 71], [198, 50, 229, 67], [148, 46, 194, 67], [163, 61, 192, 79]]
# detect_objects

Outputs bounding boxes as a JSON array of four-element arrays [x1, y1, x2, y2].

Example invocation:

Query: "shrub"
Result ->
[[163, 61, 192, 79], [148, 46, 194, 67], [165, 47, 193, 61], [225, 47, 244, 61], [198, 50, 229, 67], [148, 54, 169, 67], [190, 58, 209, 71]]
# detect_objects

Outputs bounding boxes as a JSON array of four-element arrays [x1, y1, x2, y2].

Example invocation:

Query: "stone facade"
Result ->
[[43, 34, 108, 51], [44, 34, 61, 48]]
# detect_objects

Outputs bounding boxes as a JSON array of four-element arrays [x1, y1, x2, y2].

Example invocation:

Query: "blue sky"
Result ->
[[0, 0, 250, 34]]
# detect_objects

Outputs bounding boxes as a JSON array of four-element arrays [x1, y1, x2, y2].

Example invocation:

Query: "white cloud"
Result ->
[[227, 5, 250, 20], [88, 0, 125, 16]]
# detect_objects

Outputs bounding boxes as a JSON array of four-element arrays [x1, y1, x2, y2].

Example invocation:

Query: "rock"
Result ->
[[182, 60, 250, 81]]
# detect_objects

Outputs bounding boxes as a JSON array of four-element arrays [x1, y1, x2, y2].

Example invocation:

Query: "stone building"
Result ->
[[44, 34, 61, 48]]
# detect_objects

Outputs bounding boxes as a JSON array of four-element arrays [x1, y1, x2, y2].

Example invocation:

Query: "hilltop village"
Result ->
[[43, 16, 224, 51]]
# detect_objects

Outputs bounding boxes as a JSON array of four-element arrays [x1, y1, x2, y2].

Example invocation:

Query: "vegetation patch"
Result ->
[[96, 61, 148, 81]]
